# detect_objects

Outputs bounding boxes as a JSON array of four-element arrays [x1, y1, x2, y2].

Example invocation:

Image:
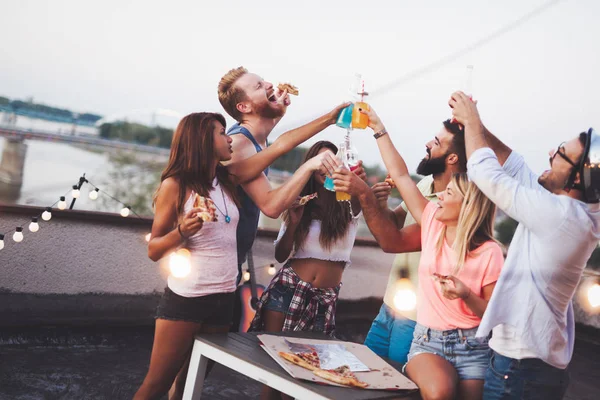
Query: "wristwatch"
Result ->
[[373, 128, 388, 139]]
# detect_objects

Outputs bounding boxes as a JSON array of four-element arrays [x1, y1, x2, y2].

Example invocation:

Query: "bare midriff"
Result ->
[[289, 258, 345, 288]]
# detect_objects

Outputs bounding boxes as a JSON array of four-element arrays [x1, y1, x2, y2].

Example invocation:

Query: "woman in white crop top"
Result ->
[[134, 111, 341, 400], [249, 141, 364, 340]]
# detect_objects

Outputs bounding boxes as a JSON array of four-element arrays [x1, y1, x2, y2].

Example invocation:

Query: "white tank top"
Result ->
[[274, 212, 361, 267], [168, 178, 240, 297]]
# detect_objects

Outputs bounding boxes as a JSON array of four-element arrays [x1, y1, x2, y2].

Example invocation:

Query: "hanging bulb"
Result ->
[[29, 217, 39, 233], [392, 269, 417, 312], [0, 234, 4, 250], [145, 233, 151, 242], [169, 248, 191, 278], [41, 207, 52, 221], [588, 283, 600, 308], [89, 188, 99, 200], [13, 227, 24, 243], [120, 206, 131, 217], [57, 196, 67, 210], [72, 185, 80, 199], [267, 264, 276, 276], [243, 271, 251, 282]]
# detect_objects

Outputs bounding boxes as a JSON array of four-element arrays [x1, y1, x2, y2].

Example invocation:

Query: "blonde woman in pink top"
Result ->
[[334, 107, 503, 400]]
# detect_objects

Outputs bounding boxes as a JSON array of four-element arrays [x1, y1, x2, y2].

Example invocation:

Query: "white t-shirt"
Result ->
[[274, 212, 361, 267]]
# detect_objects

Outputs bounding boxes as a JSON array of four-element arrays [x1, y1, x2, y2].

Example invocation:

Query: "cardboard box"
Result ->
[[258, 334, 418, 391]]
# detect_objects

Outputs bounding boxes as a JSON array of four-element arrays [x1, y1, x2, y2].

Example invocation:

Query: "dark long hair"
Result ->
[[154, 112, 239, 215], [283, 141, 352, 251]]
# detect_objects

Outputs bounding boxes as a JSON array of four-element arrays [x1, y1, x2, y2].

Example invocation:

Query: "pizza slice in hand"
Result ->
[[277, 83, 299, 96], [384, 174, 396, 188], [193, 194, 218, 222], [298, 193, 318, 206]]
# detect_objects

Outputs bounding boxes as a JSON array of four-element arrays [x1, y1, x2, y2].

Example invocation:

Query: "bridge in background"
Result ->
[[0, 126, 169, 200]]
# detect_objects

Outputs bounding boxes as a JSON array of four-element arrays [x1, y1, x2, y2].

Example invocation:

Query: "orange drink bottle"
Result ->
[[351, 78, 370, 129]]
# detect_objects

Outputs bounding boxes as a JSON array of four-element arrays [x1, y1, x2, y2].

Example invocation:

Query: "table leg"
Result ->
[[182, 341, 208, 400]]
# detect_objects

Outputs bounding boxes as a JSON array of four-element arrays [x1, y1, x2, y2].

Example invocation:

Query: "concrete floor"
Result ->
[[1, 321, 599, 400]]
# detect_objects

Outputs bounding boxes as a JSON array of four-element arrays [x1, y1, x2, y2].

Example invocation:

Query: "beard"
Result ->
[[416, 150, 447, 176], [254, 99, 285, 119]]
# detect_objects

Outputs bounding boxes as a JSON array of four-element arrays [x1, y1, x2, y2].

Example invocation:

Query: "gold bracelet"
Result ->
[[373, 128, 388, 139]]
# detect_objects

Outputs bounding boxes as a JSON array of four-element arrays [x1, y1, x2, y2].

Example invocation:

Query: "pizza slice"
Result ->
[[384, 174, 396, 188], [278, 351, 320, 371], [313, 365, 369, 388], [193, 194, 218, 222], [298, 193, 318, 206], [432, 272, 450, 282], [277, 83, 299, 96]]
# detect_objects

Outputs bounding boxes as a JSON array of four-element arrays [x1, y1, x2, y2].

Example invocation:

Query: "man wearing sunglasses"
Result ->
[[450, 91, 600, 400]]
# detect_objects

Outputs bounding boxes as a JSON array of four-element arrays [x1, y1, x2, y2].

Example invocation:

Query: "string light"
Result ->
[[89, 188, 99, 200], [267, 264, 276, 276], [589, 284, 600, 308], [0, 174, 147, 252], [393, 270, 417, 312], [41, 207, 52, 221], [120, 206, 131, 217], [169, 248, 191, 278], [13, 227, 24, 243], [29, 218, 39, 233], [243, 270, 251, 282], [57, 196, 67, 210]]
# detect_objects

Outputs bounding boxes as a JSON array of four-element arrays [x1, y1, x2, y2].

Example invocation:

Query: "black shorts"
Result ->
[[155, 287, 235, 327]]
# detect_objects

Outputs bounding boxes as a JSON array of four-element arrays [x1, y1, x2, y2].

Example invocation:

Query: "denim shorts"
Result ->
[[262, 281, 326, 331], [406, 323, 490, 380], [155, 287, 235, 328]]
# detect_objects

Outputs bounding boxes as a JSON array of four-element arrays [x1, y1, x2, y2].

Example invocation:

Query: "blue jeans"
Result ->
[[364, 303, 416, 364], [483, 351, 569, 400]]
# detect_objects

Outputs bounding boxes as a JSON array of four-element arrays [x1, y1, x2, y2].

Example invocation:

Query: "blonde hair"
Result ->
[[436, 173, 498, 273], [218, 66, 248, 122]]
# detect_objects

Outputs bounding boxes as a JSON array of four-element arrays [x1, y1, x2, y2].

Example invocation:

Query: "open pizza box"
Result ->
[[258, 334, 418, 391]]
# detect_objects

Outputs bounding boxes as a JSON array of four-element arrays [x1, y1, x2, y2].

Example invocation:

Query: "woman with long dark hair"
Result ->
[[250, 140, 364, 336], [134, 113, 338, 400]]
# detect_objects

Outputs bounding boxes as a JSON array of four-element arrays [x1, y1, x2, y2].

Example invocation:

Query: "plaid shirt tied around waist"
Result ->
[[249, 262, 341, 336]]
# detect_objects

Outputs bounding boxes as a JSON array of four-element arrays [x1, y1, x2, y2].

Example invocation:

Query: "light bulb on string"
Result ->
[[267, 264, 276, 276], [120, 206, 131, 217], [0, 234, 4, 250], [72, 185, 80, 199], [89, 188, 99, 200], [57, 196, 67, 210], [588, 283, 600, 308], [243, 270, 251, 282], [41, 207, 52, 221], [29, 217, 39, 233], [13, 227, 24, 243], [392, 269, 417, 312], [169, 248, 191, 278]]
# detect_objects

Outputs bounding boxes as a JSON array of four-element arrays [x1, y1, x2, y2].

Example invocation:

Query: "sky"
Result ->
[[1, 0, 599, 174]]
